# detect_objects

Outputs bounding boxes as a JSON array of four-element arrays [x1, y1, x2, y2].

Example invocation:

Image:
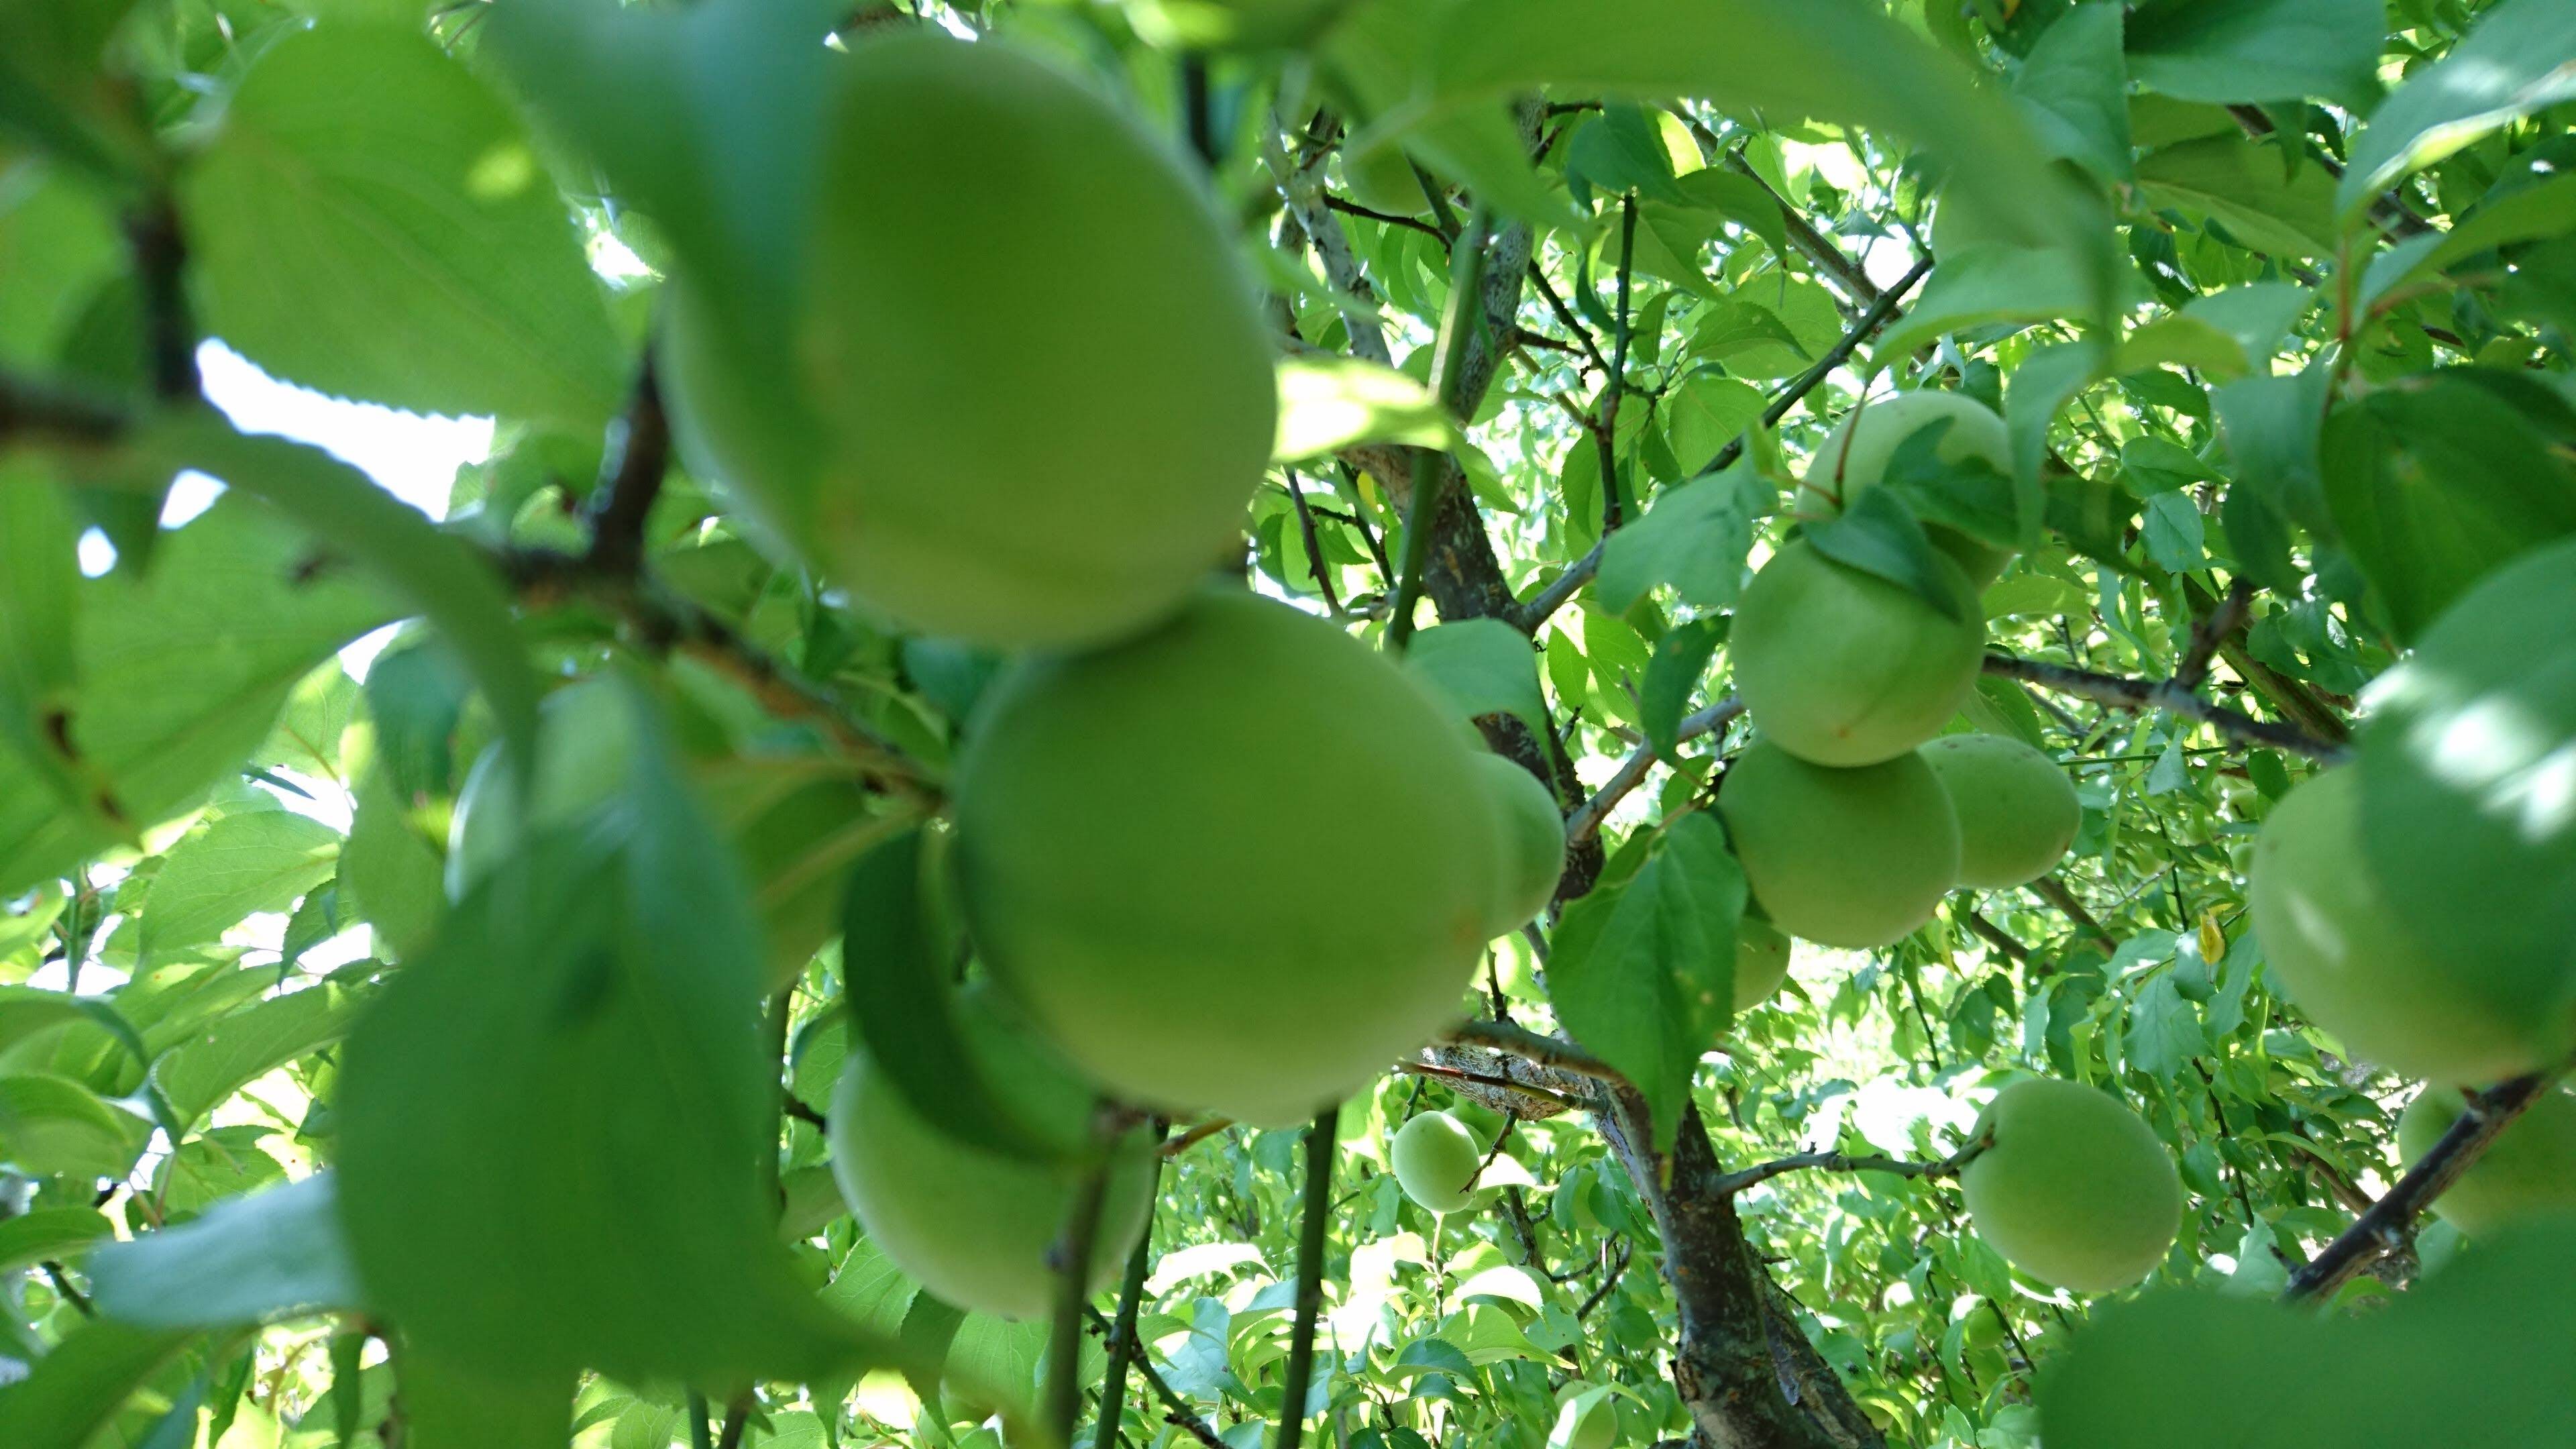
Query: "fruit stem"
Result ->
[[1091, 1128, 1167, 1449], [1275, 1104, 1342, 1449]]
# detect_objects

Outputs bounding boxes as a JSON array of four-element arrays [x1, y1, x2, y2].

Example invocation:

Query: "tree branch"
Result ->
[[2284, 1072, 2564, 1303], [1982, 653, 2351, 763], [2028, 873, 2118, 955], [582, 350, 671, 578], [2173, 578, 2252, 692], [1709, 1137, 1984, 1197], [1440, 1018, 1623, 1085], [0, 369, 128, 447], [1273, 1106, 1339, 1449]]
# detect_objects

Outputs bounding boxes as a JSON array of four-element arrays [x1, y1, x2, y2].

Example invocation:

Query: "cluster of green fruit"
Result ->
[[535, 30, 1580, 1324], [2245, 546, 2576, 1241], [1719, 393, 2081, 951]]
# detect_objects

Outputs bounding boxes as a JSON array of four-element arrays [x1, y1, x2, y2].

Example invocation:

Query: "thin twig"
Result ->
[[1092, 1130, 1167, 1449], [1387, 209, 1495, 651], [1711, 1136, 1985, 1197], [1161, 1117, 1234, 1158], [1563, 698, 1746, 844], [1047, 1133, 1118, 1446], [1440, 1018, 1623, 1086], [2174, 578, 2253, 693], [42, 1262, 93, 1316], [1274, 1106, 1339, 1449], [1983, 653, 2350, 763], [0, 369, 128, 446], [2029, 873, 2118, 954], [1574, 1239, 1633, 1320], [2284, 1071, 2565, 1303], [1394, 1058, 1586, 1114], [1085, 1307, 1226, 1449], [1959, 906, 2031, 964]]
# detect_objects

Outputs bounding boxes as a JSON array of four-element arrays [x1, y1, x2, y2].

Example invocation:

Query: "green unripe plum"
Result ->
[[1920, 733, 2080, 888], [2398, 1084, 2576, 1240], [827, 990, 1156, 1321], [666, 34, 1275, 649], [1957, 1303, 2006, 1352], [1477, 752, 1565, 936], [1803, 391, 2015, 586], [1551, 1385, 1617, 1449], [1447, 1099, 1505, 1150], [2250, 769, 2559, 1084], [1960, 1078, 2181, 1293], [1717, 741, 1961, 949], [1126, 0, 1347, 49], [1733, 914, 1793, 1012], [1391, 1110, 1486, 1214], [1729, 540, 1986, 767], [1341, 143, 1434, 217], [955, 589, 1495, 1127]]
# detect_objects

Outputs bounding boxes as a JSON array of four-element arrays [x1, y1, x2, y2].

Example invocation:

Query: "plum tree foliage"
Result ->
[[0, 2, 2573, 1449]]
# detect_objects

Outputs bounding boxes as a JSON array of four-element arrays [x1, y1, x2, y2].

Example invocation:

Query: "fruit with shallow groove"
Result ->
[[1729, 539, 1986, 767], [954, 588, 1496, 1127], [1921, 732, 2081, 888], [1477, 751, 1565, 935], [1960, 1077, 2181, 1293], [1717, 741, 1960, 949]]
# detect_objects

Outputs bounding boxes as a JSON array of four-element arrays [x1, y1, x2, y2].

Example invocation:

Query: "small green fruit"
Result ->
[[955, 589, 1494, 1126], [1391, 1111, 1486, 1214], [1803, 390, 2016, 586], [1957, 1303, 2006, 1352], [2251, 770, 2559, 1084], [2398, 1085, 2576, 1240], [1717, 741, 1961, 949], [1729, 540, 1986, 767], [1920, 733, 2080, 888], [1550, 1384, 1617, 1449], [1733, 915, 1793, 1012], [1477, 753, 1565, 935], [1341, 143, 1433, 217], [1961, 1078, 2181, 1293], [668, 34, 1275, 648], [827, 991, 1155, 1321]]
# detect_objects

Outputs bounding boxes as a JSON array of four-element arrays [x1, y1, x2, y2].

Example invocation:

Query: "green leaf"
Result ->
[[1595, 464, 1770, 612], [2212, 366, 2331, 578], [1641, 619, 1723, 763], [0, 494, 394, 896], [338, 682, 898, 1387], [1877, 419, 2021, 551], [2040, 1219, 2576, 1446], [339, 758, 447, 961], [0, 982, 89, 1055], [151, 979, 370, 1131], [839, 827, 1062, 1164], [1662, 376, 1766, 472], [1801, 487, 1967, 623], [0, 1318, 211, 1449], [135, 811, 340, 966], [1566, 105, 1686, 203], [2356, 535, 2576, 1012], [0, 1071, 151, 1178], [397, 1352, 575, 1449], [0, 466, 101, 824], [0, 1205, 113, 1273], [2125, 0, 2383, 111], [253, 661, 359, 785], [1548, 814, 1741, 1148], [1872, 246, 2115, 366], [1274, 354, 1455, 462], [2121, 977, 2204, 1079], [2340, 0, 2576, 221], [2326, 378, 2576, 642], [2011, 2, 2134, 182], [182, 23, 623, 424], [1404, 618, 1551, 745], [2136, 136, 2339, 258], [2138, 492, 2208, 575], [89, 1173, 361, 1328]]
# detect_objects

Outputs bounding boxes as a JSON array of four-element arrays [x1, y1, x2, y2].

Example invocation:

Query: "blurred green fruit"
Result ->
[[667, 34, 1275, 648], [1801, 391, 2017, 584], [1341, 142, 1434, 217], [1477, 752, 1565, 935], [1391, 1110, 1486, 1214], [1961, 1078, 2180, 1293], [1958, 1302, 2006, 1352], [2398, 1084, 2576, 1239], [1733, 914, 1793, 1011], [955, 589, 1495, 1126], [2251, 770, 2560, 1083], [1126, 0, 1348, 48], [1551, 1384, 1617, 1449], [1717, 741, 1960, 949], [1729, 541, 1985, 767], [827, 989, 1155, 1321], [1921, 733, 2080, 888]]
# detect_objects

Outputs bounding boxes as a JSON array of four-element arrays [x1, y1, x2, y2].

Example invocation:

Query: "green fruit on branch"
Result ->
[[954, 588, 1495, 1126], [1960, 1078, 2181, 1293], [1920, 733, 2081, 888], [1476, 751, 1566, 936], [1391, 1110, 1487, 1214], [1801, 390, 2017, 584], [665, 33, 1275, 648], [2251, 769, 2559, 1084], [2398, 1084, 2576, 1240], [1717, 741, 1961, 949], [1551, 1384, 1618, 1449], [1729, 540, 1986, 767], [1340, 142, 1434, 217], [826, 989, 1156, 1321], [1733, 914, 1794, 1012]]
